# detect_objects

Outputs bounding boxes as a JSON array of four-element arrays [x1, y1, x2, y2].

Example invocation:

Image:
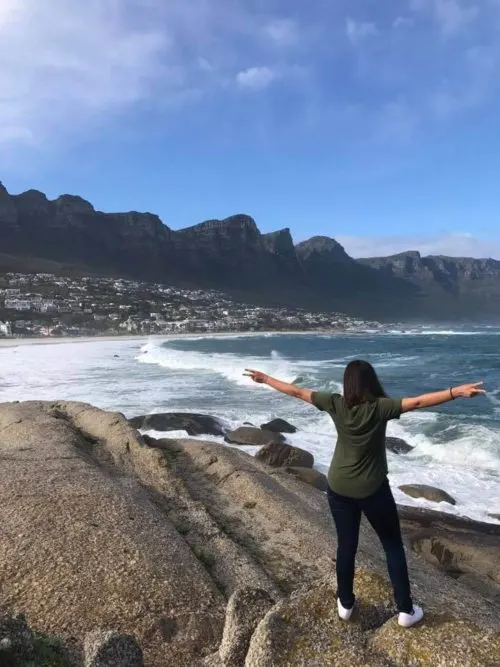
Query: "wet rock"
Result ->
[[285, 467, 328, 491], [399, 484, 456, 505], [260, 419, 297, 434], [225, 427, 285, 447], [130, 412, 225, 437], [217, 588, 275, 666], [256, 442, 314, 469], [84, 629, 144, 667], [386, 436, 413, 454]]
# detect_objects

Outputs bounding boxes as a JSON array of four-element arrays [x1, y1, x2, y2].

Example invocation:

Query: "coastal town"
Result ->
[[0, 272, 383, 338]]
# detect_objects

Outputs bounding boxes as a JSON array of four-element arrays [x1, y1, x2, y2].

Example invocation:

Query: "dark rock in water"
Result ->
[[129, 413, 225, 437], [260, 418, 297, 434], [84, 629, 144, 667], [256, 442, 314, 469], [0, 613, 34, 663], [225, 427, 284, 447], [399, 484, 456, 505], [285, 467, 328, 491], [386, 436, 413, 454], [114, 355, 120, 358]]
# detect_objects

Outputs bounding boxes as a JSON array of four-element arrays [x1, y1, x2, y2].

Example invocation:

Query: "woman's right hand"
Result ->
[[453, 382, 486, 398]]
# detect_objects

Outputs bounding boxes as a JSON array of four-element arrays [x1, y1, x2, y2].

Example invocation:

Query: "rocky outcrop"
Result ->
[[398, 506, 500, 602], [0, 401, 499, 666], [206, 588, 275, 667], [370, 614, 500, 666], [260, 418, 297, 434], [224, 427, 285, 447], [130, 412, 225, 437], [84, 630, 143, 667], [0, 401, 226, 666], [255, 442, 314, 469], [285, 467, 328, 491], [399, 484, 456, 505], [244, 570, 500, 666]]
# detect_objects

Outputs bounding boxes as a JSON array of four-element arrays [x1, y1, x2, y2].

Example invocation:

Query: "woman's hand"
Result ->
[[453, 382, 486, 398], [244, 369, 269, 384]]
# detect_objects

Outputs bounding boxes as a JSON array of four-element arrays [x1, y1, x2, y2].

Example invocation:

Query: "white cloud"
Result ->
[[411, 0, 478, 36], [0, 0, 174, 146], [336, 233, 500, 259], [346, 18, 378, 46], [264, 18, 298, 46], [236, 66, 277, 90], [435, 0, 478, 35], [393, 16, 415, 29]]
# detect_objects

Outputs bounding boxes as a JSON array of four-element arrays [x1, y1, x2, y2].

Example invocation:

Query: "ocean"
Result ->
[[1, 327, 499, 524]]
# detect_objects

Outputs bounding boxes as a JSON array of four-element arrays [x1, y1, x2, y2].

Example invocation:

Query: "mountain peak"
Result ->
[[295, 236, 352, 263]]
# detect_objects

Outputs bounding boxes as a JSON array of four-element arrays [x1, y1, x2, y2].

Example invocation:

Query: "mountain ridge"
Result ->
[[1, 181, 500, 320]]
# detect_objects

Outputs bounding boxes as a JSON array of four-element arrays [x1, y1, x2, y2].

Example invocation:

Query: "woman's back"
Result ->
[[312, 391, 402, 498]]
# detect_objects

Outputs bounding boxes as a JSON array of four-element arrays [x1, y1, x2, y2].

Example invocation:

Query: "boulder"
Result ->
[[370, 613, 500, 666], [0, 613, 34, 663], [0, 401, 226, 667], [129, 412, 225, 437], [285, 467, 328, 491], [256, 442, 314, 469], [84, 630, 144, 667], [225, 427, 284, 447], [245, 570, 395, 667], [399, 484, 456, 505], [216, 588, 275, 667], [260, 419, 297, 434], [386, 436, 413, 454]]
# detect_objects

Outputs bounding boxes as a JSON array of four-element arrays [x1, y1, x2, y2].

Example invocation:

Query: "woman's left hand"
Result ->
[[244, 369, 269, 384]]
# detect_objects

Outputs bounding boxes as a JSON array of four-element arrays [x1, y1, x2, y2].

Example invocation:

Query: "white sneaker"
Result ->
[[337, 598, 355, 621], [398, 605, 424, 628]]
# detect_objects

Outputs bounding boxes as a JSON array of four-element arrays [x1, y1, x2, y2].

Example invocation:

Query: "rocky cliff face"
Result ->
[[360, 251, 500, 315], [1, 181, 500, 319]]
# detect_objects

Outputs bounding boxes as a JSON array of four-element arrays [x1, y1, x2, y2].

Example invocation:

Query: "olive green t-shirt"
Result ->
[[312, 392, 402, 499]]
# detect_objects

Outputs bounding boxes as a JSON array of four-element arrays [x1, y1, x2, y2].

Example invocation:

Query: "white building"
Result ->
[[0, 321, 12, 337], [5, 298, 32, 311]]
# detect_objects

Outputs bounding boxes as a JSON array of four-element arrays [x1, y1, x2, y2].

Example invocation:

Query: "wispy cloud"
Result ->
[[411, 0, 478, 36], [0, 0, 499, 156], [236, 66, 277, 90], [337, 232, 500, 260], [346, 18, 378, 46], [0, 0, 175, 146], [264, 19, 298, 47]]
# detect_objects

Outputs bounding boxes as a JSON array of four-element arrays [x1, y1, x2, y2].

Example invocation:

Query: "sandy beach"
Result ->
[[0, 329, 354, 349], [0, 334, 155, 348]]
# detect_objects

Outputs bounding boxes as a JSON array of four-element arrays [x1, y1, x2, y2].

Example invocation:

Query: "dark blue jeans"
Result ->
[[326, 479, 413, 613]]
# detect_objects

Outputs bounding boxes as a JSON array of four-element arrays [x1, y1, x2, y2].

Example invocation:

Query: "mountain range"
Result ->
[[1, 181, 499, 321]]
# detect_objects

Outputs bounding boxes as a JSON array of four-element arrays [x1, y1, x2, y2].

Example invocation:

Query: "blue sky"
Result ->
[[1, 0, 500, 258]]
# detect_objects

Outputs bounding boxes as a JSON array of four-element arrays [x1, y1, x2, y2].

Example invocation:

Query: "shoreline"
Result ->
[[0, 328, 368, 349]]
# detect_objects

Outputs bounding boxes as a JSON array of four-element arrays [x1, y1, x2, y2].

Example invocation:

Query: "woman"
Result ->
[[244, 360, 485, 628]]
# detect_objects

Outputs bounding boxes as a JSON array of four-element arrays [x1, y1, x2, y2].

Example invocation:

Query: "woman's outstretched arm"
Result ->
[[244, 370, 313, 403], [401, 382, 485, 413]]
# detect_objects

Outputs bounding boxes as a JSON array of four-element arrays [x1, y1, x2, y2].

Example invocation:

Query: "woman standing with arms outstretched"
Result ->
[[245, 360, 485, 628]]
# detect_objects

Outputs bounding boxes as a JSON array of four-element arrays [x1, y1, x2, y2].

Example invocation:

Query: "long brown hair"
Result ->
[[343, 360, 387, 408]]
